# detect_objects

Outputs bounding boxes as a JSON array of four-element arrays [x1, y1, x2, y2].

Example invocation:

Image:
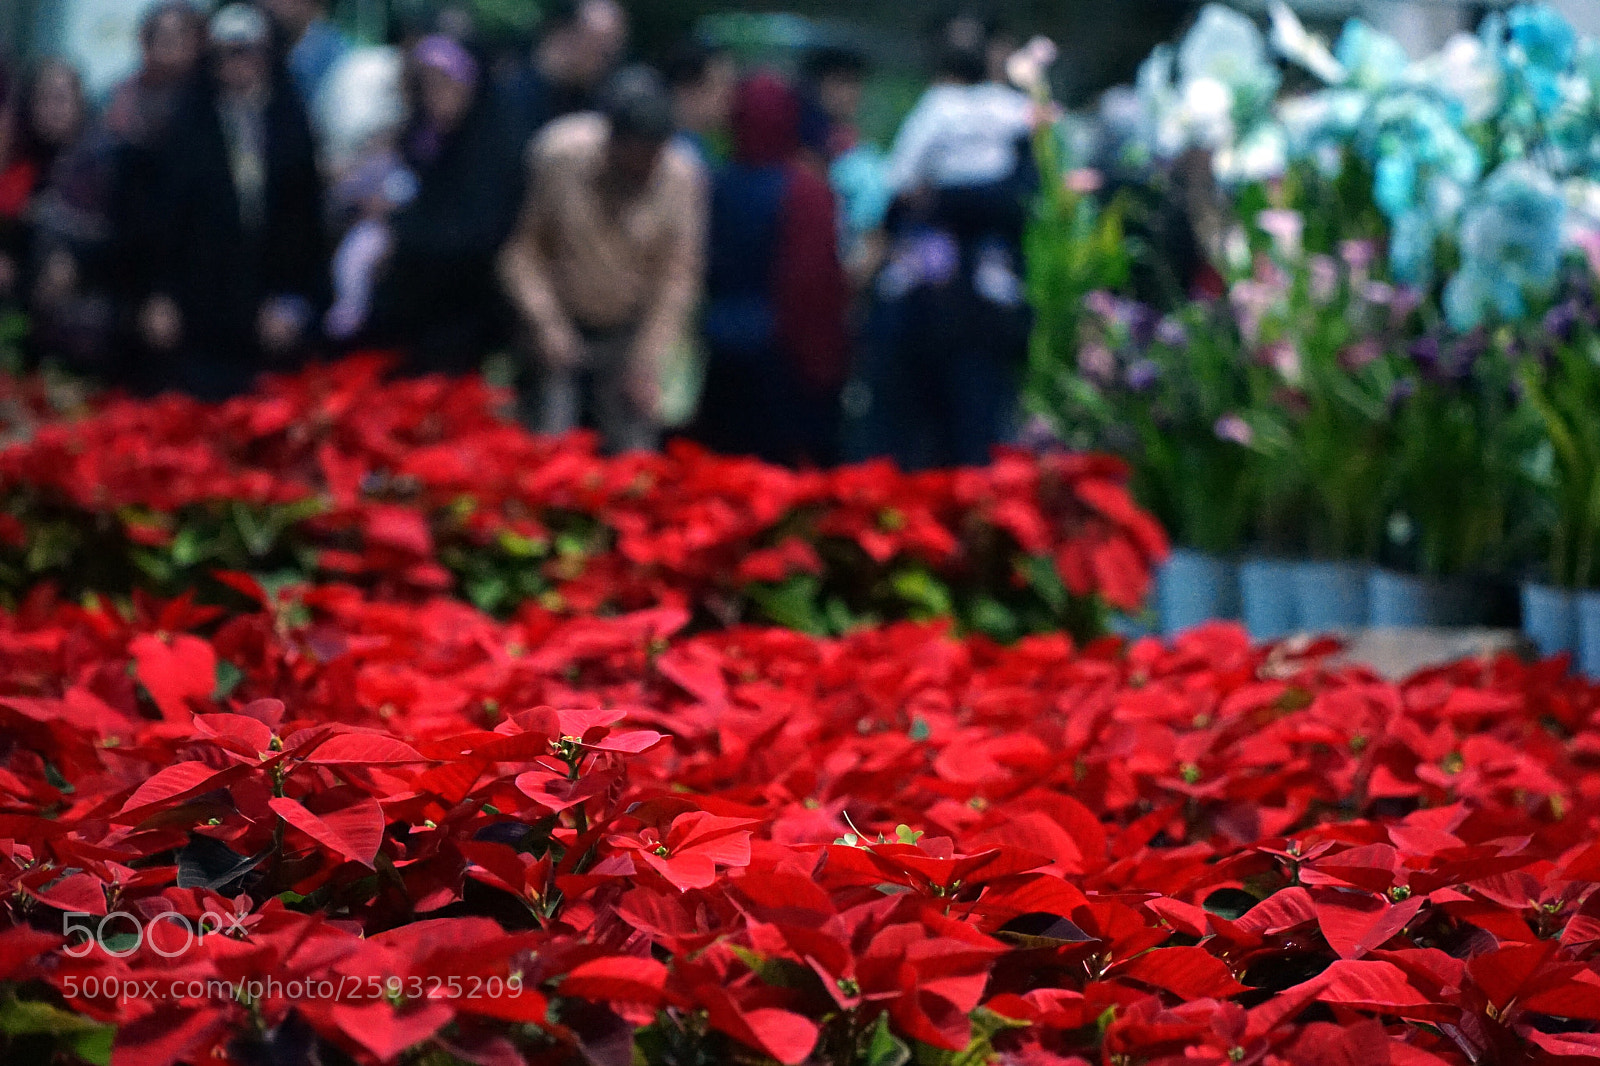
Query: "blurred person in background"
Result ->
[[800, 47, 890, 286], [104, 2, 206, 377], [365, 34, 523, 372], [262, 0, 351, 113], [137, 4, 326, 399], [1, 61, 91, 303], [502, 0, 629, 145], [0, 60, 105, 370], [940, 8, 1017, 86], [665, 41, 737, 169], [25, 62, 121, 376], [104, 2, 205, 148], [856, 41, 1036, 468], [323, 147, 415, 344], [500, 67, 703, 454], [694, 73, 849, 467]]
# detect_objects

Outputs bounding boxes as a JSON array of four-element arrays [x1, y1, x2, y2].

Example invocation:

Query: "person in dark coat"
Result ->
[[500, 0, 628, 147], [137, 4, 327, 399], [693, 73, 850, 467], [1, 60, 92, 323], [365, 34, 525, 375]]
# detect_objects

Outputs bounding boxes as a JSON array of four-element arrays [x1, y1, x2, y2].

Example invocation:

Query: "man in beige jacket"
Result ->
[[499, 67, 706, 453]]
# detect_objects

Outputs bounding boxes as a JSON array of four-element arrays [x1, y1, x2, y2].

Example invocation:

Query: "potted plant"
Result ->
[[1043, 294, 1256, 635], [1520, 297, 1600, 668], [1376, 329, 1536, 627], [1234, 222, 1401, 633]]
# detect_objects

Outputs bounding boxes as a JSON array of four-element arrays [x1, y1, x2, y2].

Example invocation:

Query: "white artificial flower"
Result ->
[[1561, 178, 1600, 249], [1180, 4, 1269, 86], [1267, 1, 1345, 85], [1181, 76, 1236, 150], [1407, 33, 1503, 125], [1006, 35, 1060, 97], [1215, 123, 1289, 184]]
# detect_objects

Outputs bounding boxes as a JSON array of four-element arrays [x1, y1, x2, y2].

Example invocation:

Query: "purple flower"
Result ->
[[1084, 290, 1119, 322], [1544, 300, 1581, 341], [1387, 377, 1417, 416], [1126, 359, 1161, 391], [1155, 316, 1188, 348], [1019, 414, 1064, 453], [1214, 414, 1254, 446], [1389, 285, 1424, 321], [1128, 302, 1160, 346], [1409, 335, 1442, 378]]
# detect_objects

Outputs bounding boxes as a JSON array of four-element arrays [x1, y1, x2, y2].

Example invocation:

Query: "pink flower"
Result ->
[[1359, 281, 1396, 307], [1066, 168, 1104, 195], [1078, 343, 1117, 384], [1214, 414, 1253, 446], [1257, 209, 1305, 261], [1339, 239, 1377, 276], [1261, 340, 1303, 385], [1308, 255, 1340, 305], [1340, 338, 1382, 371]]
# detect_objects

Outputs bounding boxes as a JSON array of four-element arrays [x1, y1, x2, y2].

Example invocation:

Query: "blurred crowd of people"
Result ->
[[0, 1, 1039, 469]]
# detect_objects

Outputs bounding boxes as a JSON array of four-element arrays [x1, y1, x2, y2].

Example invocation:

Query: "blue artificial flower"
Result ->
[[1444, 161, 1566, 330], [1507, 4, 1576, 77], [1374, 152, 1418, 218], [1389, 210, 1435, 287], [1334, 20, 1411, 91]]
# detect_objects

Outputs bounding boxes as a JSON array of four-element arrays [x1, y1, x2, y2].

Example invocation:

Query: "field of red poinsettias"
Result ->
[[0, 358, 1163, 638], [0, 362, 1598, 1066]]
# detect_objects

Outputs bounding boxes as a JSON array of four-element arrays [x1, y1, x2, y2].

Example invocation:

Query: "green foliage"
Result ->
[[1024, 124, 1135, 432], [1523, 323, 1600, 588]]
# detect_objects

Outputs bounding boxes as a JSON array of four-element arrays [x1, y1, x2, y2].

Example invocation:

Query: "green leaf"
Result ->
[[889, 568, 954, 620], [213, 659, 244, 700], [968, 596, 1018, 643], [745, 576, 828, 636], [866, 1012, 911, 1066], [72, 1026, 114, 1065], [496, 530, 547, 559], [1021, 555, 1068, 615], [0, 996, 110, 1037]]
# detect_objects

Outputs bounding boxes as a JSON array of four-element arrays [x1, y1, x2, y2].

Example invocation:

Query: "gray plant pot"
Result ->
[[1577, 590, 1600, 678], [1369, 570, 1487, 628], [1291, 560, 1371, 633], [1521, 583, 1577, 662], [1156, 549, 1240, 636], [1238, 556, 1299, 640]]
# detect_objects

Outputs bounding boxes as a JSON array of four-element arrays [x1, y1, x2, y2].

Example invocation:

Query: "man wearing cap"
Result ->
[[499, 67, 705, 453], [136, 3, 326, 399]]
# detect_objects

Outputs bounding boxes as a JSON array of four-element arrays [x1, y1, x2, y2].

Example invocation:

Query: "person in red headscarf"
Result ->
[[692, 72, 849, 468]]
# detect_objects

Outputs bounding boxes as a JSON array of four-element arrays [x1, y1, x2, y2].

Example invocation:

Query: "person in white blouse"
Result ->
[[882, 50, 1034, 197], [854, 44, 1037, 470]]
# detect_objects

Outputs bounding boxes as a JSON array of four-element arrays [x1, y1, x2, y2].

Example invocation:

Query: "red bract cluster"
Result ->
[[1, 575, 1598, 1065], [0, 357, 1163, 636]]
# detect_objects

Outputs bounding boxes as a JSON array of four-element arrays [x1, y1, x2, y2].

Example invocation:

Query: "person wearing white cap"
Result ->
[[133, 3, 327, 399]]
